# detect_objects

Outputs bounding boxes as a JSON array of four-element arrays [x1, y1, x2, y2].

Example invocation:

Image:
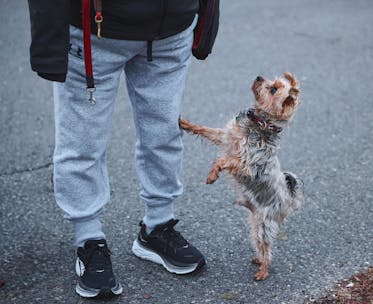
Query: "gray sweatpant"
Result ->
[[53, 19, 196, 247]]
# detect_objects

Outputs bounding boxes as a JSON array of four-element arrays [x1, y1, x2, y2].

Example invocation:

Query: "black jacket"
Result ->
[[28, 0, 199, 82]]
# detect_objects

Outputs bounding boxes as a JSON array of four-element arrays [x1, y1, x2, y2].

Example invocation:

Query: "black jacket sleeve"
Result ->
[[28, 0, 70, 82]]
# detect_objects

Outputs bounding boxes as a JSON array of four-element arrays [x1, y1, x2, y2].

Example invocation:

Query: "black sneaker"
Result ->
[[75, 239, 123, 298], [132, 219, 205, 274]]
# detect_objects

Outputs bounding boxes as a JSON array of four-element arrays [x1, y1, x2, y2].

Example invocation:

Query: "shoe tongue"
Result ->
[[166, 219, 179, 228], [155, 219, 179, 232], [157, 219, 188, 247], [84, 240, 111, 260], [84, 239, 107, 250]]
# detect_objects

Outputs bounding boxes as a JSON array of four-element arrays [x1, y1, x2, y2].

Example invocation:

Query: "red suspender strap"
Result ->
[[82, 0, 95, 103]]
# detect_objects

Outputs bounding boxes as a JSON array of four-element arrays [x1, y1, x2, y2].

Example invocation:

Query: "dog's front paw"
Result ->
[[179, 118, 193, 132], [206, 172, 218, 184]]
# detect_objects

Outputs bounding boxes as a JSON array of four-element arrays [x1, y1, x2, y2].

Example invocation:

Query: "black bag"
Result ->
[[192, 0, 220, 60]]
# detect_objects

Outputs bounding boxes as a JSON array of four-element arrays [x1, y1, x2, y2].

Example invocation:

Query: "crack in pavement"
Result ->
[[293, 31, 343, 44], [0, 162, 53, 177]]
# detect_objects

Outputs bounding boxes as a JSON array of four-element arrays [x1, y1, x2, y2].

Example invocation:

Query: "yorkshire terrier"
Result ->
[[179, 72, 303, 281]]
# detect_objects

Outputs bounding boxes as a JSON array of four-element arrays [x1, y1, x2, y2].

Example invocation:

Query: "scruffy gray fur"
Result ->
[[180, 72, 303, 280]]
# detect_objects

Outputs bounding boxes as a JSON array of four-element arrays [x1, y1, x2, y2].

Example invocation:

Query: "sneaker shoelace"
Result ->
[[151, 219, 188, 250], [84, 242, 112, 272]]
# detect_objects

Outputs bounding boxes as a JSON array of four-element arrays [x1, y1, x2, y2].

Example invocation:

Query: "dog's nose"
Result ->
[[256, 76, 264, 82]]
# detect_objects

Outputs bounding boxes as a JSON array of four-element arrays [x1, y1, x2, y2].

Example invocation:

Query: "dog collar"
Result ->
[[237, 109, 283, 133]]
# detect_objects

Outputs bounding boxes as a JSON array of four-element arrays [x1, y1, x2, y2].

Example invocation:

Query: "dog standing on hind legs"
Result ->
[[180, 72, 303, 281]]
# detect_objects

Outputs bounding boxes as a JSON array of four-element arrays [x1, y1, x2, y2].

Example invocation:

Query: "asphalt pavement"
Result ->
[[0, 0, 372, 303]]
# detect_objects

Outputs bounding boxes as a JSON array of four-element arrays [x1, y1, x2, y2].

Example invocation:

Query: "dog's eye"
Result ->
[[269, 87, 277, 95]]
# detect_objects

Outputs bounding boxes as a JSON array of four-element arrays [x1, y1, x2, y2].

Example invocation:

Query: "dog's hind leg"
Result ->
[[251, 211, 279, 281], [254, 242, 271, 281], [236, 198, 256, 213], [179, 118, 224, 145], [248, 212, 265, 268]]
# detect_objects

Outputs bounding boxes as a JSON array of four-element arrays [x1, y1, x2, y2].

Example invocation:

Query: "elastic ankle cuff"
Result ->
[[143, 202, 174, 230], [73, 217, 105, 247]]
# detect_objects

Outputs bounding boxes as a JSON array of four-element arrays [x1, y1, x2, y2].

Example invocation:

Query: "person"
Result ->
[[28, 0, 205, 298]]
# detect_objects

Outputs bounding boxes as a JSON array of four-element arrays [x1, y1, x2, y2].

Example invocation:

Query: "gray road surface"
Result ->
[[0, 0, 372, 303]]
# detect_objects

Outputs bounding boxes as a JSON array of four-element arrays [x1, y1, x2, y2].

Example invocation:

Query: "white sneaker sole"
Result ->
[[132, 239, 201, 275], [75, 281, 123, 298]]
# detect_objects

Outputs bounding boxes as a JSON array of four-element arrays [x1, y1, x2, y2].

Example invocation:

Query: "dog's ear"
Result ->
[[283, 72, 298, 88], [283, 88, 299, 108], [289, 87, 300, 99]]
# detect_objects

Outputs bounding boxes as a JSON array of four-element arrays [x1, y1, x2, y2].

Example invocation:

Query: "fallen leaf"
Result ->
[[277, 231, 288, 241], [221, 292, 240, 301]]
